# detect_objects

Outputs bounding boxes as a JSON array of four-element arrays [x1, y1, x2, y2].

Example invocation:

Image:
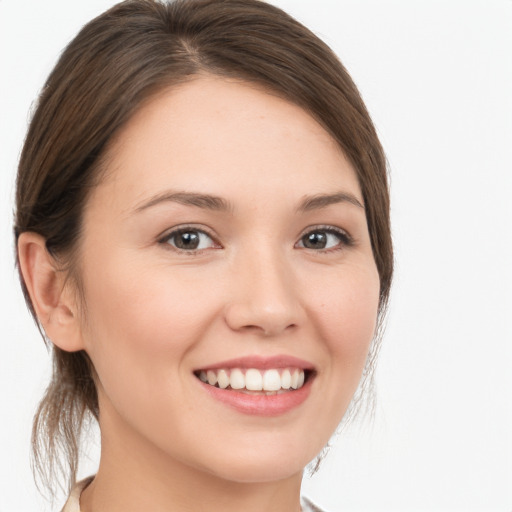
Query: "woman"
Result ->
[[14, 0, 392, 510]]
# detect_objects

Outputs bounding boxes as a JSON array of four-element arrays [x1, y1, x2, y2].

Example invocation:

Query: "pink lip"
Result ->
[[198, 377, 313, 416], [195, 354, 315, 372], [194, 354, 316, 417]]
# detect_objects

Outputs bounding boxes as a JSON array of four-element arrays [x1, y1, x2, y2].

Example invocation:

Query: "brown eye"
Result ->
[[297, 228, 351, 251], [302, 232, 328, 249], [163, 229, 216, 251]]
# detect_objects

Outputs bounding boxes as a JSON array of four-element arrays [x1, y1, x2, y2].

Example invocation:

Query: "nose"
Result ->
[[224, 247, 304, 337]]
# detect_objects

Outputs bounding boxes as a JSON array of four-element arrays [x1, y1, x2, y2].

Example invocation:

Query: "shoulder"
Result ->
[[301, 495, 327, 512], [61, 476, 94, 512]]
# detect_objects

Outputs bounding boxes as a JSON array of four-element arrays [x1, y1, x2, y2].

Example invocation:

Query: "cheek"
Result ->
[[78, 258, 220, 396], [309, 262, 380, 370], [292, 261, 380, 446]]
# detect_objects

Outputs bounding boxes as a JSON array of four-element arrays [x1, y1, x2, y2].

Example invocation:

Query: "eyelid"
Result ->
[[157, 224, 222, 252], [295, 224, 354, 251]]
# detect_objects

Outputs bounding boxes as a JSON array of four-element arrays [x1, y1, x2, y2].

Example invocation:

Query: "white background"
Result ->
[[1, 1, 511, 511]]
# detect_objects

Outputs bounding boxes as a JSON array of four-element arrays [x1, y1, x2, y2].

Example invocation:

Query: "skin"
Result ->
[[19, 76, 380, 511]]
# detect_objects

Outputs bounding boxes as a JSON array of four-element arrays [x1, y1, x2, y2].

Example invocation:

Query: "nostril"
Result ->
[[237, 322, 297, 337], [223, 286, 304, 336], [262, 322, 297, 336]]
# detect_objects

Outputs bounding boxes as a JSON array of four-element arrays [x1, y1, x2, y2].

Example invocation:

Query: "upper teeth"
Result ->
[[198, 368, 306, 392]]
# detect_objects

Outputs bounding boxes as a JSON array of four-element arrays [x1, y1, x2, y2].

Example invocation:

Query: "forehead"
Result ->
[[90, 76, 362, 215]]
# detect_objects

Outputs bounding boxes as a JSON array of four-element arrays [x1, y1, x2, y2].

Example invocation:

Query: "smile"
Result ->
[[195, 368, 307, 395], [193, 356, 315, 416]]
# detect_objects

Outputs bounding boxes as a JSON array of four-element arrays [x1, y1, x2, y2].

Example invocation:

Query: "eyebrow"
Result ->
[[133, 189, 363, 214], [297, 192, 364, 212], [134, 191, 232, 213]]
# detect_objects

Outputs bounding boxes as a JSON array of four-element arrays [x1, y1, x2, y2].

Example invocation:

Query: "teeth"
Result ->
[[291, 369, 299, 389], [206, 370, 217, 386], [197, 367, 307, 392], [281, 369, 291, 389], [230, 368, 245, 390], [245, 369, 263, 391], [262, 369, 281, 391], [217, 369, 230, 389], [297, 370, 305, 388]]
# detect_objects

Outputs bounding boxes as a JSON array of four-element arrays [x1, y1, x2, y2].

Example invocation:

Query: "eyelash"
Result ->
[[295, 225, 354, 253], [158, 225, 354, 254], [158, 225, 220, 254]]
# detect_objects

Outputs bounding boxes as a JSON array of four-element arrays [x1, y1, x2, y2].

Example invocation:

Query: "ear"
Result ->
[[17, 232, 85, 352]]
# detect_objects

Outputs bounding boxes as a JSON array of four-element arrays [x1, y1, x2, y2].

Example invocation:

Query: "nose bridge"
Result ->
[[225, 241, 302, 336]]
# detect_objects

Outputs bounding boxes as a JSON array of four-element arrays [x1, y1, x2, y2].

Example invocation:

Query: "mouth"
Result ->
[[194, 367, 313, 396], [193, 355, 316, 416]]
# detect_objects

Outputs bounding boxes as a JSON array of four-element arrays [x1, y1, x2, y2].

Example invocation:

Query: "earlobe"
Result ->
[[17, 232, 85, 352]]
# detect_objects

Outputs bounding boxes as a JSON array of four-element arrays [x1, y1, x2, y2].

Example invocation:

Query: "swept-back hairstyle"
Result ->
[[14, 0, 392, 498]]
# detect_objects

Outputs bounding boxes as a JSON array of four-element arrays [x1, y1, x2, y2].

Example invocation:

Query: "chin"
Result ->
[[207, 458, 305, 484], [195, 436, 322, 484]]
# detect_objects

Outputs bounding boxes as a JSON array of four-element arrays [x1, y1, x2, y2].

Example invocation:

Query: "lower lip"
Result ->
[[198, 377, 313, 416]]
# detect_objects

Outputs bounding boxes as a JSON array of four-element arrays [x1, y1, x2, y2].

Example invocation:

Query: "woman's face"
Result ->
[[76, 76, 380, 482]]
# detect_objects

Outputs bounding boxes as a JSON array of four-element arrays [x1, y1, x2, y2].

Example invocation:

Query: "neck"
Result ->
[[81, 452, 303, 512]]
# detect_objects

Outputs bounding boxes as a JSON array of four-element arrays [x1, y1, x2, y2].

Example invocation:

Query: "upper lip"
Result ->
[[195, 355, 315, 372]]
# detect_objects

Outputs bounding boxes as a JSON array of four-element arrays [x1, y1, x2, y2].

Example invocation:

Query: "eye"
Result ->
[[160, 228, 218, 252], [296, 227, 352, 251]]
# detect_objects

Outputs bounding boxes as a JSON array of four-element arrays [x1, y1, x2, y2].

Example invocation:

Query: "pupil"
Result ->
[[176, 231, 199, 250], [304, 232, 326, 249]]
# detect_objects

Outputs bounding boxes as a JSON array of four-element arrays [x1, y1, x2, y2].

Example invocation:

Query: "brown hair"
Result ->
[[14, 0, 392, 498]]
